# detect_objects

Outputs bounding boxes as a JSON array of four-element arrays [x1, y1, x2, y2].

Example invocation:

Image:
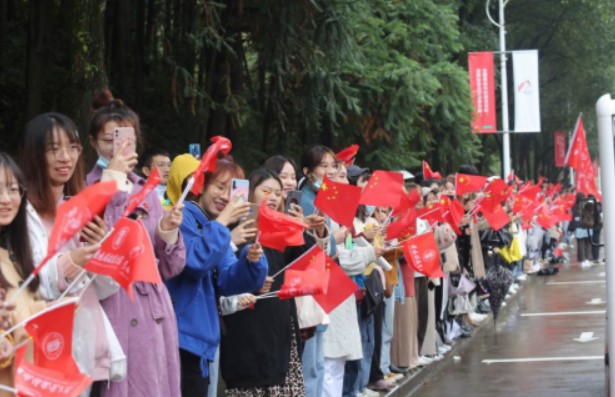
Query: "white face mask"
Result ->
[[96, 156, 109, 169], [312, 175, 323, 189], [365, 205, 376, 217]]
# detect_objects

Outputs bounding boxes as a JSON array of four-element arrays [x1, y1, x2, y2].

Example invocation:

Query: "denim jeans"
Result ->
[[303, 326, 326, 397], [206, 346, 219, 397]]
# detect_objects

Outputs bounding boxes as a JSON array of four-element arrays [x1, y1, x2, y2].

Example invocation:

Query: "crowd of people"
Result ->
[[0, 89, 594, 397]]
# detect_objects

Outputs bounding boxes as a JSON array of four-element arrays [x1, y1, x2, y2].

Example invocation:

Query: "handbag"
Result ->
[[102, 310, 127, 382], [434, 223, 457, 251]]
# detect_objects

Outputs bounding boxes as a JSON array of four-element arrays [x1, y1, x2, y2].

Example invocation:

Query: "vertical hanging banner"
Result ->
[[554, 130, 567, 167], [513, 50, 541, 132], [468, 52, 497, 133]]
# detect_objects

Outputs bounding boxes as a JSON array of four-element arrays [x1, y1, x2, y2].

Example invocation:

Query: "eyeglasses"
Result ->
[[0, 185, 24, 200], [46, 144, 82, 157], [319, 162, 340, 171]]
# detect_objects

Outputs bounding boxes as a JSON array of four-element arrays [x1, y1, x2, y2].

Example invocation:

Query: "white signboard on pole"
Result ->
[[513, 50, 541, 132]]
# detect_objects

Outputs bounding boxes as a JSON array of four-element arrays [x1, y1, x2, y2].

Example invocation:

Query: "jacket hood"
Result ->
[[167, 154, 200, 205]]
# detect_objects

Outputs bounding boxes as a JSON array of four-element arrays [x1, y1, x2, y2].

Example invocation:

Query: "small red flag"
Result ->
[[336, 144, 359, 165], [422, 161, 442, 179], [314, 176, 362, 227], [123, 167, 161, 217], [417, 203, 444, 226], [191, 136, 232, 196], [479, 203, 510, 231], [518, 183, 541, 201], [565, 114, 588, 170], [386, 208, 417, 241], [14, 345, 92, 397], [85, 217, 161, 299], [439, 196, 464, 235], [455, 173, 488, 196], [24, 298, 80, 375], [392, 188, 421, 216], [536, 208, 557, 229], [359, 171, 404, 208], [258, 201, 308, 252], [402, 232, 445, 278], [277, 246, 329, 299], [35, 181, 119, 276]]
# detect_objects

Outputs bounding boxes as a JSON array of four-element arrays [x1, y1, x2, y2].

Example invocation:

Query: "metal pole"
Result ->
[[595, 93, 615, 397], [499, 0, 511, 179]]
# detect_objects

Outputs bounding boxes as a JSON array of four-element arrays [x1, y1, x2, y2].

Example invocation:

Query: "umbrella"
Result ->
[[486, 259, 514, 323]]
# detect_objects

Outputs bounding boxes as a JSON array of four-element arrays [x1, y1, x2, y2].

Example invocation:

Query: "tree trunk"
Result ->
[[25, 0, 48, 120], [134, 0, 145, 111]]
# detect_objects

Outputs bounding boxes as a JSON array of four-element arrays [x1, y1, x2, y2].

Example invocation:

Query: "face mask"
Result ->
[[96, 156, 109, 169], [365, 205, 376, 217], [312, 177, 323, 190]]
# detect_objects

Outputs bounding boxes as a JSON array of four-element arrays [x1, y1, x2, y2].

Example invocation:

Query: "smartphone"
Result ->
[[246, 203, 259, 225], [285, 190, 302, 214], [113, 127, 136, 157], [189, 143, 201, 159], [230, 179, 250, 203]]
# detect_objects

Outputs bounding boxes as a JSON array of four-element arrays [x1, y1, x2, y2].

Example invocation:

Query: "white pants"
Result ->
[[323, 357, 346, 397]]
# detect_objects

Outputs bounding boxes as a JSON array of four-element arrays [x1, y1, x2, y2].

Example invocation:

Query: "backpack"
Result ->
[[580, 199, 596, 229]]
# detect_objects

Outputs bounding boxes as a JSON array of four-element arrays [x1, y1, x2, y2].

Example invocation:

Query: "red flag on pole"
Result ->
[[417, 203, 444, 227], [123, 167, 161, 217], [478, 203, 510, 231], [392, 189, 421, 216], [24, 298, 81, 375], [85, 217, 161, 299], [564, 114, 587, 170], [336, 144, 359, 165], [314, 176, 362, 228], [359, 171, 404, 208], [386, 208, 417, 241], [422, 161, 442, 179], [14, 345, 92, 397], [455, 173, 488, 196], [258, 201, 308, 252], [402, 232, 445, 278], [191, 136, 232, 196], [35, 180, 119, 276], [277, 245, 329, 299], [439, 196, 464, 234]]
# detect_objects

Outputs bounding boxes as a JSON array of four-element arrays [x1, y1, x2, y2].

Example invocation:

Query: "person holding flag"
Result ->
[[165, 155, 267, 397], [0, 153, 48, 395], [19, 112, 124, 395], [87, 90, 186, 397]]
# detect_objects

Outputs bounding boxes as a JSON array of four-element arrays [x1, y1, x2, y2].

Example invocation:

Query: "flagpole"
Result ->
[[176, 176, 195, 206]]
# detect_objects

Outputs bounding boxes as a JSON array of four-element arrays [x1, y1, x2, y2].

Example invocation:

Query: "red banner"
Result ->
[[554, 130, 567, 168], [469, 52, 497, 133]]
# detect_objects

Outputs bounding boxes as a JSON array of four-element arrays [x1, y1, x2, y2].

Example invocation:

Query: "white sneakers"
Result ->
[[516, 274, 528, 282], [468, 312, 487, 324], [581, 260, 592, 269]]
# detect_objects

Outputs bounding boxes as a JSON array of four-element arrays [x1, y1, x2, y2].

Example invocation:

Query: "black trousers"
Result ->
[[180, 349, 210, 397], [369, 301, 385, 383], [592, 227, 602, 260], [414, 277, 429, 351]]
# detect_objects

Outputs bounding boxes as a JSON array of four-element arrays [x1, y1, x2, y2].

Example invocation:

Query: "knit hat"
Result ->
[[167, 154, 200, 205]]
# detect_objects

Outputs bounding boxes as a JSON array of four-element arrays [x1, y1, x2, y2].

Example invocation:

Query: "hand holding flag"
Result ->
[[123, 167, 161, 217]]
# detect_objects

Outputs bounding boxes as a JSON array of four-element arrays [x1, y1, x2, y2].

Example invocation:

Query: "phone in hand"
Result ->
[[246, 203, 259, 228], [113, 127, 136, 157], [230, 179, 250, 203], [189, 143, 201, 159], [285, 190, 302, 214]]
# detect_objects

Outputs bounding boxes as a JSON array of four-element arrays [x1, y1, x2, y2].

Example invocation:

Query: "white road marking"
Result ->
[[574, 332, 598, 342], [587, 298, 606, 305], [482, 356, 603, 364], [521, 310, 606, 317], [546, 280, 605, 285]]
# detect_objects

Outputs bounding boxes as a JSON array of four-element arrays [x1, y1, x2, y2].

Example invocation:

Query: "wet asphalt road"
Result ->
[[413, 257, 607, 397]]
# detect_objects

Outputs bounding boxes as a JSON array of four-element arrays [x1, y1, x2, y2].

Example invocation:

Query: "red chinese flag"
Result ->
[[484, 178, 510, 201], [191, 136, 232, 195], [565, 115, 588, 170], [392, 189, 421, 216], [518, 183, 541, 201], [336, 144, 359, 165], [313, 256, 358, 313], [24, 298, 80, 375], [85, 217, 161, 299], [402, 232, 445, 278], [469, 52, 497, 133], [479, 203, 510, 231], [314, 176, 362, 228], [258, 201, 308, 252], [14, 345, 92, 397], [359, 171, 404, 208], [455, 173, 488, 196], [422, 161, 441, 179], [439, 196, 464, 235], [536, 209, 556, 229], [386, 208, 417, 241], [277, 268, 330, 300], [35, 181, 119, 276], [417, 203, 444, 226], [123, 167, 161, 217]]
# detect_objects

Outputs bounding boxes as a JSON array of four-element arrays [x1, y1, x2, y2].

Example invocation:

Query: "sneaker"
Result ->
[[469, 312, 487, 323], [368, 379, 394, 391], [437, 345, 451, 354], [417, 356, 433, 366], [389, 365, 409, 374], [516, 274, 528, 282], [361, 389, 381, 397], [384, 372, 404, 382]]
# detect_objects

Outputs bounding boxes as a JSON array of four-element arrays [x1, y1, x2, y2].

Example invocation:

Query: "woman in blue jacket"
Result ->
[[165, 154, 268, 397]]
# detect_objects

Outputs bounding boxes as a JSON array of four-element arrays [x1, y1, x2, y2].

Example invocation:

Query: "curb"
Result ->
[[381, 273, 539, 397]]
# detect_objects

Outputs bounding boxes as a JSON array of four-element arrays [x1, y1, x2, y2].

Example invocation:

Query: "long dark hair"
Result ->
[[248, 168, 283, 210], [264, 155, 298, 177], [20, 112, 84, 218], [90, 89, 141, 140], [0, 153, 38, 292]]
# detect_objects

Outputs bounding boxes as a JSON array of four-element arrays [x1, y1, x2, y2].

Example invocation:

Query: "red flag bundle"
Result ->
[[34, 180, 119, 276], [14, 346, 92, 397], [123, 167, 161, 217], [258, 201, 308, 252], [392, 188, 421, 216], [417, 203, 444, 226], [455, 173, 488, 196], [24, 298, 80, 375], [336, 144, 359, 165], [518, 183, 542, 201], [359, 171, 404, 208], [314, 176, 362, 228], [191, 136, 232, 195], [386, 208, 417, 240], [85, 217, 161, 299], [479, 203, 510, 231], [402, 232, 445, 278], [536, 208, 557, 229], [422, 161, 442, 179]]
